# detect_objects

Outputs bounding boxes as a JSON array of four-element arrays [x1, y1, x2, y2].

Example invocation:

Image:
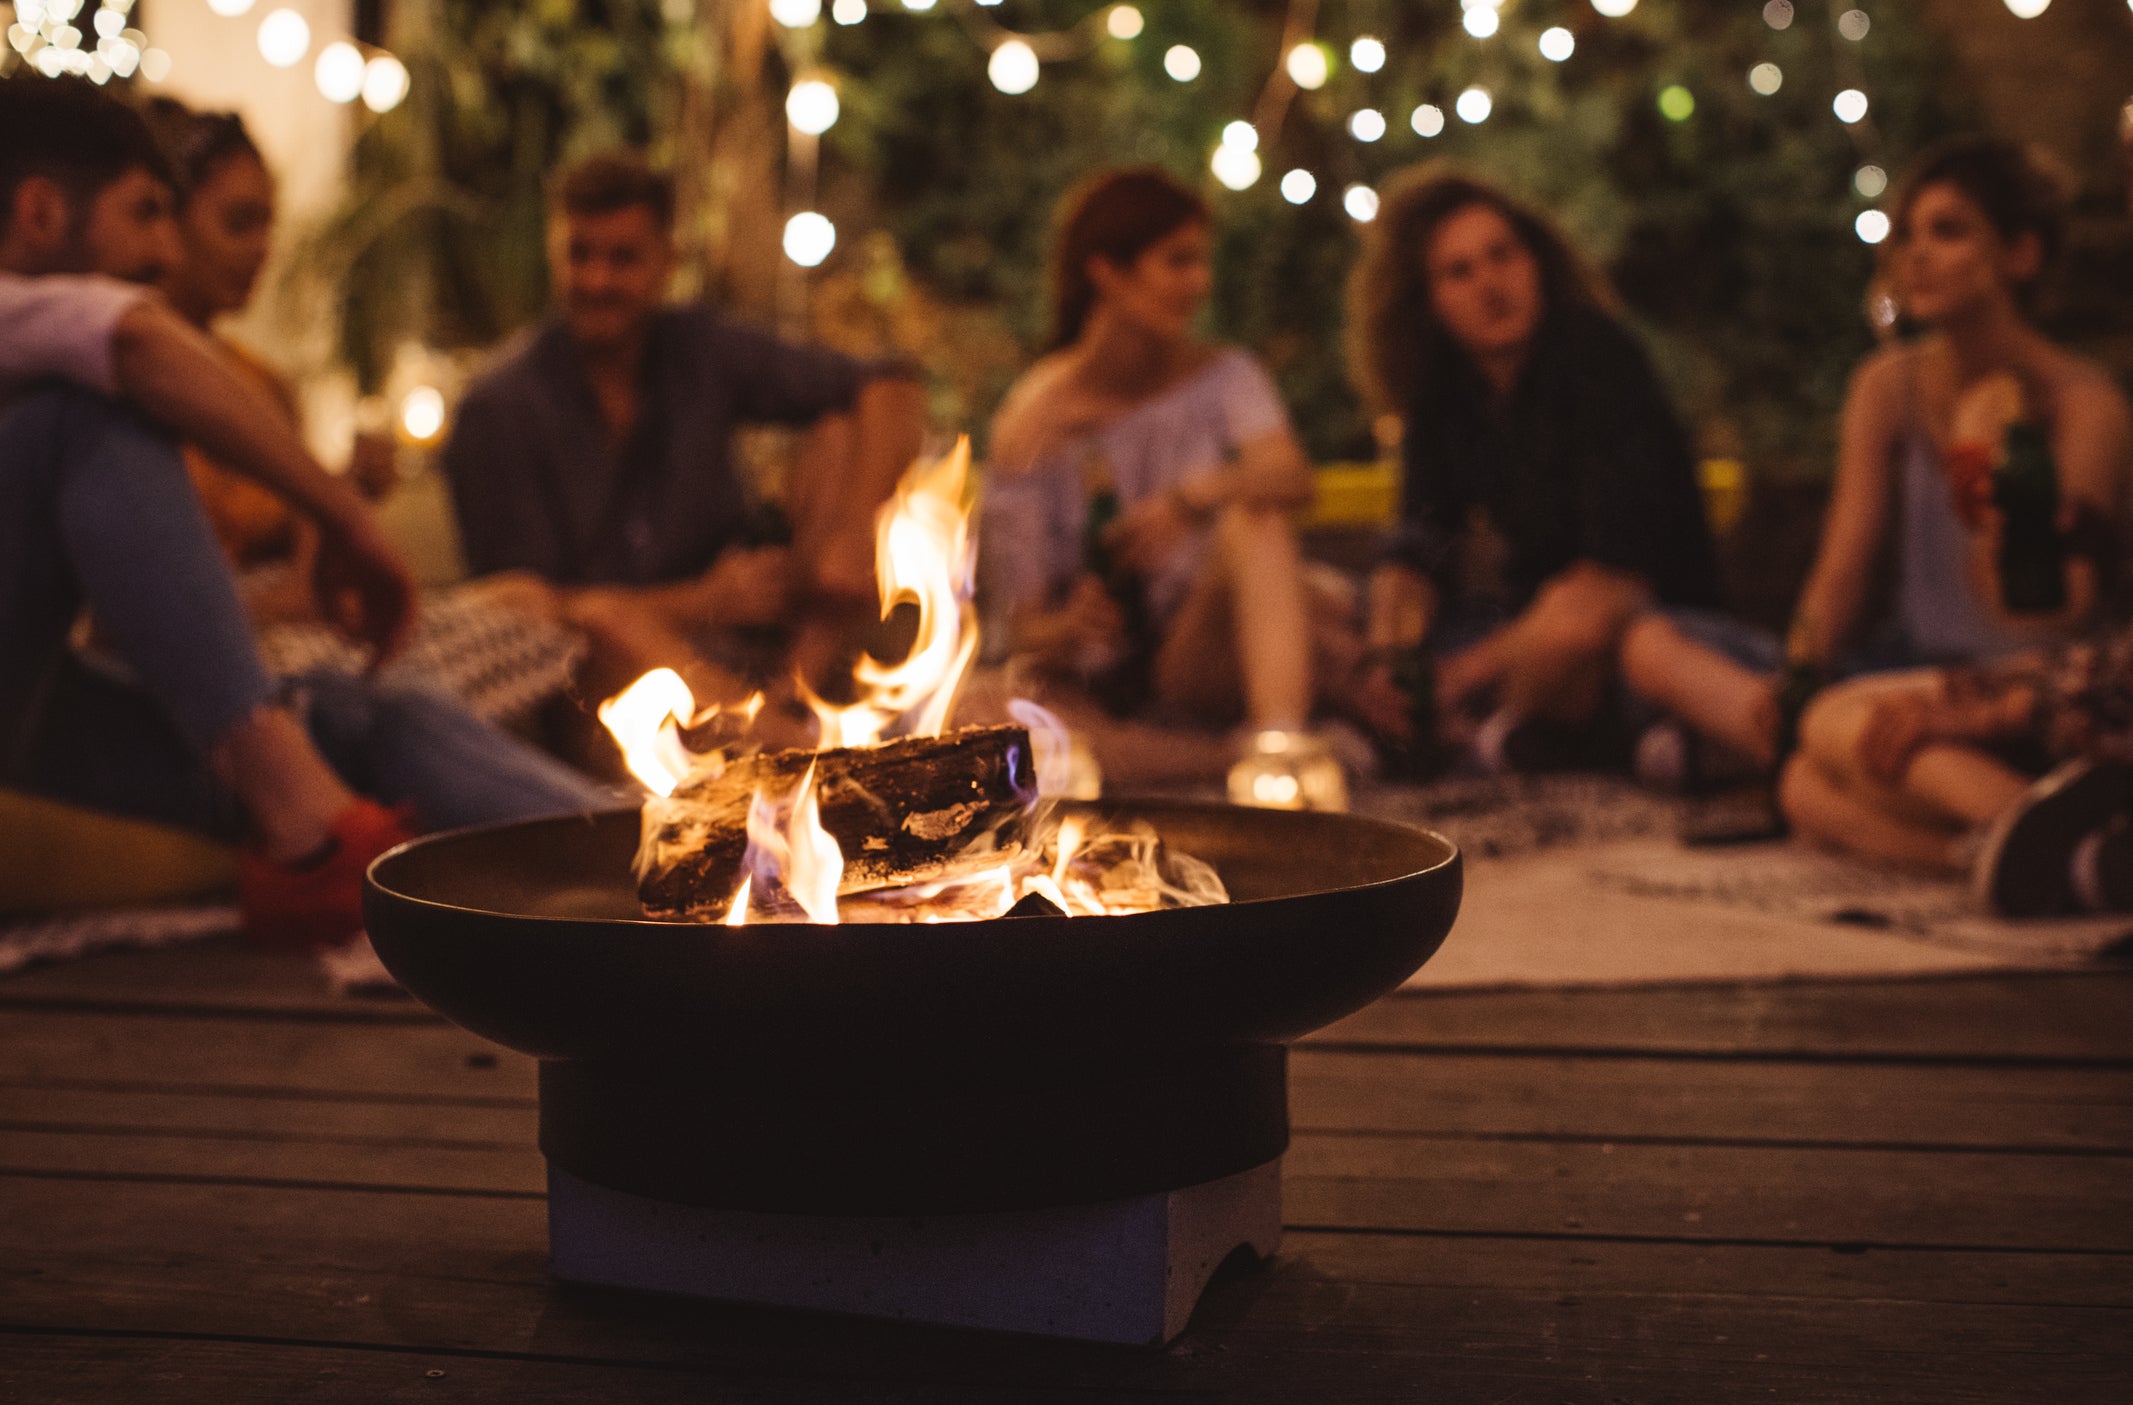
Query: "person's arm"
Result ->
[[1791, 351, 1905, 668], [108, 299, 414, 661]]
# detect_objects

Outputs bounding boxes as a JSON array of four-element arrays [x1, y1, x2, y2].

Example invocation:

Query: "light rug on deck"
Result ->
[[1354, 776, 2133, 990], [0, 904, 238, 979]]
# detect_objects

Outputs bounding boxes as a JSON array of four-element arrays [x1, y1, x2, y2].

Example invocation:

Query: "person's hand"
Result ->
[[1367, 563, 1434, 654], [311, 500, 417, 668], [702, 546, 795, 627], [1104, 493, 1196, 577], [347, 432, 401, 502]]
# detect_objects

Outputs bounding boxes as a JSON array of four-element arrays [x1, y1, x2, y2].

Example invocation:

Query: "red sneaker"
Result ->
[[239, 799, 416, 950]]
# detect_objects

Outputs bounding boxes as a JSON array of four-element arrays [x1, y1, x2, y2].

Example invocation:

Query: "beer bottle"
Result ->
[[1993, 421, 2065, 613]]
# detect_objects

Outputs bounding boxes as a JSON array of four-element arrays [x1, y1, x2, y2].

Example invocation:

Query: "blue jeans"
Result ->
[[1, 385, 612, 839]]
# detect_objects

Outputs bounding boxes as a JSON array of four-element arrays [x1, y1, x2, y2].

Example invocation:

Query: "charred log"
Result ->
[[637, 724, 1037, 920]]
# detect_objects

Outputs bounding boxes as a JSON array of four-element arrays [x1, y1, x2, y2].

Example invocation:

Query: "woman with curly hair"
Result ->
[[1347, 163, 1745, 773]]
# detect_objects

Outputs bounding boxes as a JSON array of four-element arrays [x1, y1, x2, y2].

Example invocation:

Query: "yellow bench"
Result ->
[[0, 789, 236, 915]]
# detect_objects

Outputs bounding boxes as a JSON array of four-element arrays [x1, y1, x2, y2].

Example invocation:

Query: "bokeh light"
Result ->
[[1350, 36, 1385, 73], [1856, 210, 1891, 244], [1280, 169, 1316, 205], [1349, 108, 1386, 142], [1107, 5, 1144, 40], [256, 8, 310, 68], [988, 39, 1039, 95], [360, 54, 409, 114], [786, 78, 840, 133], [1210, 143, 1262, 191], [314, 41, 364, 104], [1455, 86, 1492, 124], [1538, 27, 1575, 62], [1749, 63, 1782, 95], [1412, 103, 1446, 137], [1164, 44, 1201, 82], [1833, 88, 1869, 124], [1343, 184, 1379, 223], [783, 211, 837, 268], [1285, 42, 1329, 90]]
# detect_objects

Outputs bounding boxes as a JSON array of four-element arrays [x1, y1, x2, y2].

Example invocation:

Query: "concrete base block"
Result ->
[[546, 1158, 1283, 1345]]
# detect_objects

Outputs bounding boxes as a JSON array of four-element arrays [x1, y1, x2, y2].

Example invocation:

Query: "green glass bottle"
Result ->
[[1994, 421, 2064, 614]]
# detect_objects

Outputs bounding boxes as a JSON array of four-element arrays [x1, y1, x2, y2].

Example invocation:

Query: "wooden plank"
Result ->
[[1290, 1048, 2133, 1152], [0, 940, 429, 1020], [5, 1110, 2127, 1255], [0, 1086, 536, 1146], [10, 1009, 2128, 1153], [1284, 1134, 2133, 1252], [1, 1179, 2127, 1404], [1311, 972, 2133, 1063]]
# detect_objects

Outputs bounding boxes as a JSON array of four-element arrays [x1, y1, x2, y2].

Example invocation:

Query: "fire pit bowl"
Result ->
[[364, 799, 1458, 1070], [363, 800, 1458, 1345]]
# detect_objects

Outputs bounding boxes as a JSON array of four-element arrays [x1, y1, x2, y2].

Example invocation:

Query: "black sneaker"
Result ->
[[1972, 760, 2132, 917]]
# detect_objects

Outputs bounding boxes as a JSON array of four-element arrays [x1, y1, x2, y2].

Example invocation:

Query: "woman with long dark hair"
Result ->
[[981, 167, 1350, 799], [1348, 163, 1729, 771]]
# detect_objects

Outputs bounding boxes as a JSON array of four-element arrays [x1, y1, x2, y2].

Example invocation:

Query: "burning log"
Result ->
[[637, 724, 1037, 920]]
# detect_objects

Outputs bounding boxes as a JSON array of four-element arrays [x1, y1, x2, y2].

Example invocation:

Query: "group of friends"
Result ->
[[3, 73, 2131, 956]]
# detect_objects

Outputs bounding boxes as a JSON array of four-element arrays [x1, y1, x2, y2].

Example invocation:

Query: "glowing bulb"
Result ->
[[1455, 86, 1492, 124], [769, 0, 822, 26], [1838, 9, 1870, 39], [138, 47, 170, 82], [784, 211, 836, 267], [902, 0, 937, 10], [2003, 0, 2049, 15], [1107, 5, 1143, 40], [1833, 88, 1869, 124], [1280, 168, 1316, 204], [1539, 27, 1575, 61], [1856, 210, 1891, 244], [314, 41, 364, 103], [1412, 103, 1445, 137], [1343, 183, 1379, 222], [1221, 120, 1258, 153], [1349, 108, 1386, 142], [1855, 164, 1888, 198], [1210, 143, 1261, 191], [93, 8, 121, 37], [1748, 62, 1782, 95], [256, 8, 310, 68], [1164, 44, 1201, 81], [1463, 7, 1499, 38], [361, 54, 409, 113], [1351, 36, 1385, 73], [988, 39, 1039, 94], [1285, 42, 1329, 90], [832, 0, 866, 22], [786, 78, 840, 133], [1763, 0, 1794, 28], [206, 0, 256, 15], [1658, 84, 1695, 121], [400, 386, 445, 443], [1592, 0, 1637, 15]]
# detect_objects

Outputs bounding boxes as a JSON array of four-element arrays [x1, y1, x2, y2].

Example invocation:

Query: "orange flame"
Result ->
[[740, 763, 844, 924], [595, 668, 697, 797]]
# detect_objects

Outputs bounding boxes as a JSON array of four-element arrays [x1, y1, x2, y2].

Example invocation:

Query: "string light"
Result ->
[[1833, 88, 1869, 124], [784, 211, 837, 267], [1538, 27, 1574, 62], [769, 0, 821, 26], [361, 53, 409, 114], [1349, 108, 1386, 142], [1763, 0, 1794, 28], [902, 0, 937, 11], [138, 47, 171, 81], [1658, 84, 1695, 121], [832, 0, 866, 23], [1210, 142, 1261, 191], [1855, 210, 1890, 244], [1221, 120, 1258, 152], [1854, 164, 1888, 198], [314, 41, 364, 103], [988, 39, 1039, 94], [1592, 0, 1637, 16], [1343, 183, 1379, 222], [1106, 6, 1144, 41], [1163, 44, 1201, 82], [2002, 0, 2049, 15], [1280, 169, 1316, 204], [1749, 63, 1782, 95], [786, 78, 840, 133], [1455, 86, 1492, 124], [1837, 9, 1870, 40], [1350, 36, 1385, 73], [1412, 103, 1446, 137], [400, 386, 446, 443], [256, 8, 310, 68], [1463, 7, 1499, 39], [1285, 42, 1329, 90], [206, 0, 257, 15]]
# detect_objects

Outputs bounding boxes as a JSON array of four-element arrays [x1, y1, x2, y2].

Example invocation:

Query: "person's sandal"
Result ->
[[239, 798, 416, 950]]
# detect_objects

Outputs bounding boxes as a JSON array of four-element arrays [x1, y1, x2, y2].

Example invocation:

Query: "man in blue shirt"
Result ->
[[441, 153, 925, 707]]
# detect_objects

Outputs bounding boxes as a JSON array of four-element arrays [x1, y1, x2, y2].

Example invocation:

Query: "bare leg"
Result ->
[[1777, 752, 1966, 870], [1150, 506, 1313, 732], [1620, 614, 1780, 767], [210, 707, 358, 863], [1493, 565, 1647, 724], [1799, 673, 2028, 829]]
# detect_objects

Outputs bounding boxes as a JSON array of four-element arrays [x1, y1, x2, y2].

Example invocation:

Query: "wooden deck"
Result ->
[[1, 943, 2127, 1403]]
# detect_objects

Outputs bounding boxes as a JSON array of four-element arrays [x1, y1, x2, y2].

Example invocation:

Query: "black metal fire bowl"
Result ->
[[364, 800, 1459, 1214]]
